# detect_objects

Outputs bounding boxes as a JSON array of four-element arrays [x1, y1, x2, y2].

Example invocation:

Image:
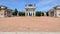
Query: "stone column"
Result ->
[[54, 11, 55, 17], [32, 12, 33, 16], [25, 10, 27, 16], [44, 12, 46, 16], [34, 11, 35, 16], [28, 12, 29, 16], [3, 10, 6, 17], [5, 11, 7, 17], [49, 11, 50, 16]]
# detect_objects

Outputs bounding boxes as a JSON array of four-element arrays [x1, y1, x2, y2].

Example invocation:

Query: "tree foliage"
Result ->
[[36, 11, 41, 16], [19, 12, 25, 16], [12, 10, 49, 16], [41, 12, 44, 16], [46, 12, 49, 16], [13, 9, 18, 16]]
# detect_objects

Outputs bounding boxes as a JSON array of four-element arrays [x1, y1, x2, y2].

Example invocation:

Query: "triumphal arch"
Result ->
[[25, 4, 36, 16]]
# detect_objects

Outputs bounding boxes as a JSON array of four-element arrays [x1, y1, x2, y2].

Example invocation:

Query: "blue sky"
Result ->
[[0, 0, 60, 12]]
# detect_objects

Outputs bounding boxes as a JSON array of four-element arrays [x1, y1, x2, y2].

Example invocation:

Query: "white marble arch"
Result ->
[[25, 4, 36, 16]]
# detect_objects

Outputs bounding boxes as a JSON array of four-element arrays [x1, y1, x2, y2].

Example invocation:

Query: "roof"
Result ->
[[48, 8, 55, 12], [25, 4, 36, 9], [55, 5, 60, 7], [25, 6, 36, 9], [49, 5, 60, 12], [0, 5, 7, 8], [7, 9, 13, 11], [53, 5, 60, 9]]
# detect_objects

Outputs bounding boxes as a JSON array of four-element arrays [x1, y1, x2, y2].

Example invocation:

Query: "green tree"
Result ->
[[19, 12, 25, 16], [41, 12, 44, 16], [13, 9, 18, 16], [19, 12, 22, 16], [46, 12, 49, 16], [36, 11, 41, 16]]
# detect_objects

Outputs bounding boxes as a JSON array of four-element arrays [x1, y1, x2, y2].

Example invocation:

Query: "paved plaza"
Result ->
[[0, 17, 60, 32]]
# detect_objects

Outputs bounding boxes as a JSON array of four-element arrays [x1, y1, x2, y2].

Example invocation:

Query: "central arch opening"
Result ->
[[25, 4, 36, 16], [29, 11, 32, 16]]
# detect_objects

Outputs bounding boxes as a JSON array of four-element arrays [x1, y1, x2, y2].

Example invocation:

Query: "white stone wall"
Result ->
[[57, 7, 60, 8], [56, 10, 60, 17], [0, 10, 5, 17]]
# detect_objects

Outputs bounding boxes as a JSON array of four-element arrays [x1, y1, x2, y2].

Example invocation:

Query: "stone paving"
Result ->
[[0, 17, 60, 32]]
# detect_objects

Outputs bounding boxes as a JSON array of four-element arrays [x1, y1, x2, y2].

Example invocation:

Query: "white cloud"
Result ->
[[36, 0, 55, 7], [36, 0, 59, 11]]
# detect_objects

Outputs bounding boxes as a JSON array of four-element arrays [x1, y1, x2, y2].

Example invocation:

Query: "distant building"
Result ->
[[0, 5, 13, 17], [49, 5, 60, 17], [25, 4, 36, 16]]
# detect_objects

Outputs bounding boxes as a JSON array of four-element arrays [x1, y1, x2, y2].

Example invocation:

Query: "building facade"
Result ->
[[49, 6, 60, 17], [25, 4, 36, 16], [0, 5, 13, 17]]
